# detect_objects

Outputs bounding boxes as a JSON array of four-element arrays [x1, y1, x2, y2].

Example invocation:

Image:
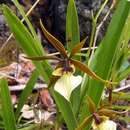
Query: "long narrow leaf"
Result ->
[[51, 90, 77, 130], [66, 0, 80, 118], [12, 0, 44, 56], [3, 5, 53, 84], [66, 0, 80, 52], [110, 13, 130, 81], [116, 65, 130, 81], [15, 70, 39, 120], [88, 0, 130, 104], [80, 0, 130, 128], [0, 78, 16, 130]]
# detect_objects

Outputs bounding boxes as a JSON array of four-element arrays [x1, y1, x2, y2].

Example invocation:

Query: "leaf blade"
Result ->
[[2, 5, 53, 84], [66, 0, 80, 53], [15, 70, 39, 120], [51, 89, 77, 130], [80, 0, 130, 127], [0, 78, 17, 130]]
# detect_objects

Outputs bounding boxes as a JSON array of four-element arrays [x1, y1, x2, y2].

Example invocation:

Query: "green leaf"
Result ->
[[15, 70, 39, 120], [66, 0, 80, 53], [51, 89, 77, 130], [2, 5, 52, 84], [116, 65, 130, 81], [12, 0, 37, 40], [80, 0, 130, 128], [110, 12, 130, 81], [0, 78, 17, 130], [40, 20, 68, 58], [12, 0, 45, 56], [88, 0, 130, 104], [66, 0, 81, 119]]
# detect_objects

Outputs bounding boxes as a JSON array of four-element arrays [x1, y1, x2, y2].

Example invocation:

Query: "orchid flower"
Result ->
[[75, 97, 120, 130], [25, 21, 117, 101], [52, 66, 82, 101], [92, 119, 117, 130]]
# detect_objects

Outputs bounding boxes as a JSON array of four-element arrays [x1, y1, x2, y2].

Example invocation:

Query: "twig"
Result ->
[[89, 1, 116, 63], [0, 72, 19, 81], [9, 83, 47, 91], [113, 84, 130, 92], [46, 46, 98, 57], [0, 0, 41, 53], [87, 0, 109, 61]]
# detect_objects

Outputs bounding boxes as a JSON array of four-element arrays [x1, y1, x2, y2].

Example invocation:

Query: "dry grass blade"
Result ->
[[70, 59, 117, 85], [24, 55, 62, 61], [70, 38, 87, 58], [40, 20, 68, 58]]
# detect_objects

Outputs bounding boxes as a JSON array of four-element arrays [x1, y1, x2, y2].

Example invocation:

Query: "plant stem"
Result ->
[[87, 0, 109, 65]]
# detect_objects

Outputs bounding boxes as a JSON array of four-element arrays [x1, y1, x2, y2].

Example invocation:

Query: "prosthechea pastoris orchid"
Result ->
[[25, 20, 117, 101]]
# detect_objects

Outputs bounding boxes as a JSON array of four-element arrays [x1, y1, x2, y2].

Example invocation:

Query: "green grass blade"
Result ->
[[15, 70, 39, 120], [80, 0, 130, 128], [66, 0, 80, 53], [117, 65, 130, 81], [12, 0, 37, 39], [66, 0, 81, 117], [51, 90, 77, 130], [88, 0, 130, 103], [110, 13, 130, 80], [2, 5, 53, 84], [12, 0, 44, 56], [0, 78, 17, 130]]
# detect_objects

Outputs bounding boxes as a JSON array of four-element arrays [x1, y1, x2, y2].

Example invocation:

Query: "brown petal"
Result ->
[[24, 55, 62, 61], [70, 59, 117, 85], [98, 108, 120, 118], [75, 115, 93, 130], [70, 38, 87, 58], [86, 96, 96, 113], [40, 20, 68, 58]]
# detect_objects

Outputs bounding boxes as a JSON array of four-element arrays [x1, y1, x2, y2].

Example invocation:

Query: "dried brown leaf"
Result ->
[[40, 89, 54, 108]]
